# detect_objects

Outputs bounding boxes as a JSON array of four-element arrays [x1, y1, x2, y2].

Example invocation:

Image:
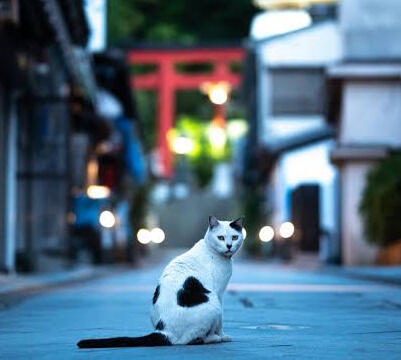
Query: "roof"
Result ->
[[327, 63, 401, 80], [248, 19, 333, 46], [250, 20, 342, 66], [261, 115, 335, 154], [266, 125, 334, 155], [330, 146, 390, 164]]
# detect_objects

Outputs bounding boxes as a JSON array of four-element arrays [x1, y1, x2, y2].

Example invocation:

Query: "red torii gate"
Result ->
[[127, 47, 245, 177]]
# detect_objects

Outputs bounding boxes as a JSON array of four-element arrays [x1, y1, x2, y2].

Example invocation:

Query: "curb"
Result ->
[[0, 265, 129, 308], [324, 265, 401, 287], [340, 270, 401, 287]]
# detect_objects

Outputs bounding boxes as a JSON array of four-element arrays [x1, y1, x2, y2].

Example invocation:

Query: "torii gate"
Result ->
[[127, 46, 245, 177]]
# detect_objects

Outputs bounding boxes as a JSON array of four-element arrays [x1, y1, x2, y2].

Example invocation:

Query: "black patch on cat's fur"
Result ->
[[155, 320, 165, 331], [229, 217, 244, 232], [177, 276, 210, 307], [230, 222, 242, 232], [153, 285, 160, 305], [188, 337, 204, 345]]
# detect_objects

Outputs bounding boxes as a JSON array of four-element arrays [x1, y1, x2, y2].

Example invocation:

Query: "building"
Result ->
[[246, 0, 401, 265], [327, 0, 401, 265], [245, 6, 342, 260], [0, 0, 96, 273]]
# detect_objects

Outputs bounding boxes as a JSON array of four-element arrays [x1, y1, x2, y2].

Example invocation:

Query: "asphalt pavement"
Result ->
[[1, 255, 401, 359]]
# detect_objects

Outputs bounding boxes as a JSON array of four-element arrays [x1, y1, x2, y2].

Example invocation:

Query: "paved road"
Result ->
[[1, 256, 401, 359]]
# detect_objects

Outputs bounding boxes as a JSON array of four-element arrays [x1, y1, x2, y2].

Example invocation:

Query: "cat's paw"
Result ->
[[203, 334, 222, 344], [221, 334, 232, 342]]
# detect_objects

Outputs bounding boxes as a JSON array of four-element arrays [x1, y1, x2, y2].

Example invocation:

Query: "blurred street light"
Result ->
[[99, 210, 116, 228], [242, 228, 247, 239], [209, 85, 228, 105], [171, 135, 195, 155], [279, 221, 295, 238], [254, 0, 337, 10], [151, 228, 166, 244], [87, 185, 110, 199], [207, 125, 227, 150], [137, 228, 151, 244], [201, 81, 231, 105], [259, 225, 275, 242], [227, 120, 248, 140]]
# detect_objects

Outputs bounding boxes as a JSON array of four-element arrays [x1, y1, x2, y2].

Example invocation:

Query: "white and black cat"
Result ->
[[77, 215, 245, 348]]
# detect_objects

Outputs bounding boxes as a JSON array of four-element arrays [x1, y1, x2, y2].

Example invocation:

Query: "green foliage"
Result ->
[[107, 0, 147, 44], [175, 116, 231, 161], [191, 134, 215, 188], [130, 64, 157, 75], [359, 153, 401, 247], [146, 23, 195, 43], [107, 0, 257, 44], [240, 187, 267, 255], [176, 91, 213, 121], [174, 116, 231, 187]]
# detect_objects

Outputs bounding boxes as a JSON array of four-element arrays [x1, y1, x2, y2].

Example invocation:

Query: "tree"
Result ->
[[359, 153, 401, 247], [107, 0, 257, 45]]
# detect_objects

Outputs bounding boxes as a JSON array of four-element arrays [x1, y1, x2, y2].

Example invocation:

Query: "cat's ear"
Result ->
[[208, 216, 219, 229], [230, 216, 245, 232]]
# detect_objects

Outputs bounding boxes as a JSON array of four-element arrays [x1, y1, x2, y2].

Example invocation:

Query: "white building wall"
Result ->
[[261, 22, 342, 66], [274, 141, 337, 258], [340, 162, 378, 265], [340, 0, 401, 60], [341, 81, 401, 146]]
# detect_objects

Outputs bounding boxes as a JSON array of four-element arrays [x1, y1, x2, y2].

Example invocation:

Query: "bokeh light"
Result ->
[[137, 228, 152, 244], [99, 210, 116, 228], [207, 125, 227, 150], [171, 136, 195, 155], [259, 226, 275, 242], [209, 85, 228, 105], [227, 120, 248, 140], [279, 222, 295, 238], [87, 185, 110, 199], [151, 228, 166, 244]]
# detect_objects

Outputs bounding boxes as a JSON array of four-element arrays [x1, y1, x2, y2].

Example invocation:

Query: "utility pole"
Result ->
[[0, 90, 17, 273]]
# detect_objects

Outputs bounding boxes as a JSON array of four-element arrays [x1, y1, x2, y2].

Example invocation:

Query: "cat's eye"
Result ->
[[217, 235, 225, 241], [232, 235, 239, 240]]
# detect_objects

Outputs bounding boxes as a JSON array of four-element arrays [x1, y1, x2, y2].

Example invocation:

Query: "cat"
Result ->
[[77, 215, 245, 348]]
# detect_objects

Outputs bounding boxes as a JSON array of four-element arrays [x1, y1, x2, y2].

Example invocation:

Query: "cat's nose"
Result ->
[[226, 244, 232, 250]]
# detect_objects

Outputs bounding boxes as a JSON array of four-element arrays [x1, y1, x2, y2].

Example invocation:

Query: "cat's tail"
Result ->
[[77, 332, 171, 348]]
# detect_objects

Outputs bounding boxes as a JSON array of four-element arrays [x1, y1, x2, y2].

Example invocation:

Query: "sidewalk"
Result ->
[[248, 252, 401, 286], [0, 249, 173, 300], [0, 265, 125, 301], [339, 265, 401, 285], [281, 252, 401, 286]]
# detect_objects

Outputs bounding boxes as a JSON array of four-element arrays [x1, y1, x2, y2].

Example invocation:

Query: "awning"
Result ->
[[39, 0, 97, 100]]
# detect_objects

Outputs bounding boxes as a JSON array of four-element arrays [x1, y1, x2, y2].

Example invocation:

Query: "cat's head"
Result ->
[[204, 216, 245, 258]]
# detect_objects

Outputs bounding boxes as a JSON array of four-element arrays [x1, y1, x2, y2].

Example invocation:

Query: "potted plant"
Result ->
[[359, 153, 401, 265]]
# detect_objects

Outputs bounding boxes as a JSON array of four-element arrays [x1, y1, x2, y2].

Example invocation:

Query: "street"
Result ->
[[1, 255, 401, 360]]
